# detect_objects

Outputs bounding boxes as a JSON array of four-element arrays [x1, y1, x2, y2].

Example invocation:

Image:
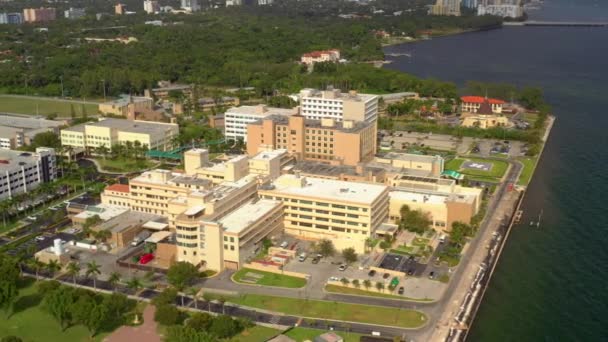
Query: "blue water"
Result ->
[[385, 1, 608, 340]]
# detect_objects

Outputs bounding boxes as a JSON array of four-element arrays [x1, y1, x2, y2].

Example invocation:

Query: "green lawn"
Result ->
[[446, 157, 508, 181], [96, 158, 155, 173], [233, 268, 307, 288], [325, 284, 432, 302], [284, 327, 364, 342], [228, 325, 281, 342], [517, 156, 538, 186], [0, 95, 98, 117], [213, 294, 427, 328], [412, 237, 430, 247], [391, 245, 416, 255], [0, 280, 110, 342]]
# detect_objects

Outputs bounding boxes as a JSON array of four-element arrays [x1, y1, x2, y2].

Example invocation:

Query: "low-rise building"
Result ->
[[0, 115, 65, 150], [143, 0, 160, 14], [64, 8, 86, 19], [429, 0, 461, 16], [224, 105, 297, 142], [460, 96, 505, 114], [258, 174, 389, 253], [23, 7, 56, 23], [247, 114, 377, 167], [299, 88, 379, 123], [60, 118, 178, 152], [0, 12, 24, 24], [98, 95, 154, 116], [461, 97, 510, 129], [300, 49, 340, 65], [478, 3, 524, 18], [115, 4, 126, 15], [0, 147, 57, 200], [374, 152, 445, 177]]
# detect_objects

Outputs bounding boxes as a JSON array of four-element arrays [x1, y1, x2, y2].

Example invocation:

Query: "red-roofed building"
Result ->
[[300, 49, 340, 66], [101, 183, 131, 207], [460, 96, 506, 114]]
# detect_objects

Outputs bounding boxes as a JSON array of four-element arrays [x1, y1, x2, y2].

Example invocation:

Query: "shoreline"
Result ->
[[381, 25, 504, 48]]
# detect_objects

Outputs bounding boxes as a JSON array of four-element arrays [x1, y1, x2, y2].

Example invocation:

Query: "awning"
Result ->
[[143, 221, 169, 231], [184, 205, 205, 216], [145, 231, 172, 244]]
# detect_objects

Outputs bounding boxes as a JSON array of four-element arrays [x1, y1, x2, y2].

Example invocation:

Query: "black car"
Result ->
[[407, 269, 414, 276], [311, 256, 321, 264], [368, 270, 376, 277], [383, 273, 390, 279], [429, 271, 435, 279], [398, 287, 405, 295]]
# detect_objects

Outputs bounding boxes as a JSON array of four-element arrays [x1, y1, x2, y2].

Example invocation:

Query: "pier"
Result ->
[[504, 21, 608, 27]]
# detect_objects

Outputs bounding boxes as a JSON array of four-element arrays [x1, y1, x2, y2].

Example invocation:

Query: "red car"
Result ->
[[139, 253, 154, 264]]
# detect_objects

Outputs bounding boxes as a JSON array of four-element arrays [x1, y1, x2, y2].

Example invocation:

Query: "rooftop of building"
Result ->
[[0, 114, 64, 129], [105, 184, 130, 193], [201, 155, 248, 173], [301, 49, 339, 58], [220, 199, 281, 234], [378, 152, 442, 163], [251, 149, 288, 161], [73, 203, 129, 222], [389, 190, 448, 205], [0, 148, 50, 172], [0, 126, 22, 137], [461, 96, 506, 105], [101, 95, 152, 107], [299, 88, 377, 102], [262, 174, 387, 205], [62, 118, 177, 135], [225, 105, 297, 117], [291, 160, 384, 178], [249, 114, 373, 133], [96, 209, 164, 233]]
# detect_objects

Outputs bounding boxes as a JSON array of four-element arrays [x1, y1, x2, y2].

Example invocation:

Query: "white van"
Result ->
[[439, 234, 446, 243], [298, 253, 307, 262]]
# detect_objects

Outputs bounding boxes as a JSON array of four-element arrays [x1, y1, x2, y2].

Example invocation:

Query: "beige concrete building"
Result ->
[[23, 7, 56, 22], [300, 49, 341, 66], [224, 105, 297, 142], [178, 199, 284, 270], [98, 95, 154, 116], [429, 0, 461, 16], [299, 88, 378, 123], [247, 114, 376, 167], [258, 174, 389, 253], [374, 152, 445, 177], [60, 118, 178, 152], [461, 115, 510, 129]]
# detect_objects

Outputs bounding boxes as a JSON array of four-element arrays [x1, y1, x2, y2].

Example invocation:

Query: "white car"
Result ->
[[26, 216, 37, 221], [35, 236, 45, 241]]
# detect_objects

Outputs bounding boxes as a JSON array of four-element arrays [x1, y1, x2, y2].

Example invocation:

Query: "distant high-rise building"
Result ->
[[180, 0, 201, 12], [477, 0, 523, 18], [23, 7, 56, 23], [143, 0, 160, 14], [0, 12, 23, 24], [429, 0, 461, 16], [64, 8, 86, 19], [462, 0, 478, 9]]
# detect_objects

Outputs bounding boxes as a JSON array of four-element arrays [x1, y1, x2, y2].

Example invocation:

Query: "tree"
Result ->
[[66, 262, 80, 284], [316, 239, 335, 257], [167, 262, 199, 306], [202, 292, 213, 313], [0, 281, 18, 316], [28, 257, 44, 280], [341, 247, 358, 264], [85, 261, 101, 290], [102, 292, 131, 318], [186, 312, 213, 331], [153, 288, 178, 306], [46, 260, 62, 278], [1, 336, 23, 342], [340, 277, 350, 286], [376, 282, 385, 293], [209, 315, 243, 339], [126, 277, 143, 294], [86, 302, 109, 337], [188, 287, 200, 310], [218, 296, 227, 315], [352, 279, 360, 288], [43, 286, 75, 331], [108, 272, 121, 291], [31, 131, 61, 149], [71, 295, 95, 328], [399, 205, 432, 234], [154, 304, 180, 325], [166, 325, 214, 342], [363, 279, 372, 291]]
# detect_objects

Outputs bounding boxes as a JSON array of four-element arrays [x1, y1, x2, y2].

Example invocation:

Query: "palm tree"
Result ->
[[85, 261, 101, 290], [126, 277, 143, 295], [363, 279, 372, 291], [376, 282, 385, 293], [108, 272, 121, 291], [352, 279, 360, 288], [46, 260, 61, 278], [202, 292, 213, 313], [67, 262, 80, 284], [340, 278, 350, 286], [188, 287, 200, 310], [29, 257, 44, 280]]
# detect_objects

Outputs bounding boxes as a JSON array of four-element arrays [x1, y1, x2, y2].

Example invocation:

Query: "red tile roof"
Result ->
[[461, 96, 505, 105], [106, 184, 130, 193], [302, 49, 339, 58]]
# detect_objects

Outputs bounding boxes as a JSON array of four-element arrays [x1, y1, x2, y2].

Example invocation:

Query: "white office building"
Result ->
[[143, 0, 160, 14], [180, 0, 201, 12], [64, 8, 86, 19], [0, 148, 57, 200], [224, 105, 297, 142], [299, 88, 379, 123]]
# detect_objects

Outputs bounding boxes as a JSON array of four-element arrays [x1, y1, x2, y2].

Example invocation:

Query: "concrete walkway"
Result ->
[[104, 305, 161, 342]]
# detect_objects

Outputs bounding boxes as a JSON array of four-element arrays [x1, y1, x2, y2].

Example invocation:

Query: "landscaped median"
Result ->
[[232, 267, 307, 288], [325, 284, 433, 302], [211, 293, 427, 328]]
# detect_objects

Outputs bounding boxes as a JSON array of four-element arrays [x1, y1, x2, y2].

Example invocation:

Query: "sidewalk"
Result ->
[[104, 305, 161, 342]]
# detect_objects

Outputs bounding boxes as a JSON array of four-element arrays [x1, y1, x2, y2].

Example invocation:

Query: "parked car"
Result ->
[[279, 241, 288, 248], [298, 253, 307, 262], [407, 269, 414, 276], [26, 216, 37, 221], [398, 287, 405, 295], [368, 270, 376, 277], [311, 256, 321, 264], [338, 264, 347, 271], [429, 271, 435, 279], [35, 236, 45, 241]]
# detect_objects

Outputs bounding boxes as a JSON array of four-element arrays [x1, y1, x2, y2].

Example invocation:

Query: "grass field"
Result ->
[[233, 268, 307, 288], [325, 284, 432, 302], [284, 327, 364, 342], [517, 156, 538, 186], [0, 95, 99, 117], [0, 280, 110, 342], [446, 157, 508, 181], [213, 293, 427, 328], [228, 325, 281, 342]]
